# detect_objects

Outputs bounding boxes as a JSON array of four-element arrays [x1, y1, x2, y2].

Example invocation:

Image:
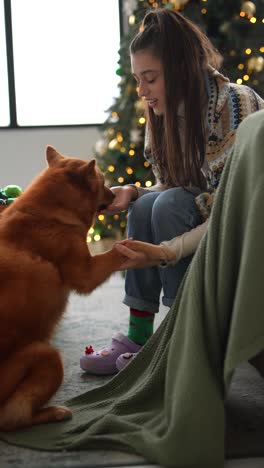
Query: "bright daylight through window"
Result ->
[[9, 0, 120, 126]]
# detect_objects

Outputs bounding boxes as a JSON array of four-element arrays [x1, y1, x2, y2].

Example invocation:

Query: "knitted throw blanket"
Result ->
[[1, 110, 264, 468]]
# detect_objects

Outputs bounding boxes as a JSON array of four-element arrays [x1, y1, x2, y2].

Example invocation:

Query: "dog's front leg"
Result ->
[[62, 247, 124, 294]]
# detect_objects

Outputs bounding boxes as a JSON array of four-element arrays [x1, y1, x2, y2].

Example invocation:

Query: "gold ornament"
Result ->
[[170, 0, 189, 8], [135, 99, 145, 113], [104, 128, 115, 137], [241, 1, 256, 16], [108, 138, 119, 150], [94, 138, 108, 156], [255, 56, 264, 72], [248, 56, 264, 72], [247, 56, 257, 70], [130, 128, 142, 144]]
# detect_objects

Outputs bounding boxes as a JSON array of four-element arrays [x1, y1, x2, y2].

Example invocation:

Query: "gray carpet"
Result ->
[[1, 272, 264, 467]]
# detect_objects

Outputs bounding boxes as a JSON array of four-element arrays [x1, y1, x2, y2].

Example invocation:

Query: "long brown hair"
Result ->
[[129, 8, 222, 189]]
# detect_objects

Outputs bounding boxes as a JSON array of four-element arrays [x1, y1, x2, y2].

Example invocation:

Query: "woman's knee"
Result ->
[[152, 188, 202, 236], [127, 192, 160, 236]]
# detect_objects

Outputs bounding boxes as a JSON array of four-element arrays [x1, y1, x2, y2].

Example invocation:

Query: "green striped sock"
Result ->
[[127, 308, 155, 345]]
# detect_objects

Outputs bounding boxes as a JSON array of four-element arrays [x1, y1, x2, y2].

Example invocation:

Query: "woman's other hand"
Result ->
[[101, 186, 138, 213]]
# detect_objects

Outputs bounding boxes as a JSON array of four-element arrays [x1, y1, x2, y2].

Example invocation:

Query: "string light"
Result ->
[[118, 177, 124, 183], [87, 235, 92, 243], [138, 117, 146, 124], [126, 167, 133, 174], [135, 181, 141, 187], [129, 149, 135, 156], [108, 165, 115, 172], [94, 234, 101, 242], [89, 227, 94, 234], [129, 15, 135, 25], [116, 133, 123, 142], [144, 161, 150, 167], [145, 181, 153, 187], [98, 214, 105, 221]]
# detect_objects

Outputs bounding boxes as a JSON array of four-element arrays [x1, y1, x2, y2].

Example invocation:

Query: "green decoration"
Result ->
[[3, 185, 23, 198], [6, 197, 16, 205]]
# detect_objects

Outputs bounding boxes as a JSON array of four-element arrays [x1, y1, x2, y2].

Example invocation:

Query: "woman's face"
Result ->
[[131, 50, 165, 116]]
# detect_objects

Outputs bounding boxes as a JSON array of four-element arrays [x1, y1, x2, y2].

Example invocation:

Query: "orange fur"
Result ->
[[0, 146, 124, 431]]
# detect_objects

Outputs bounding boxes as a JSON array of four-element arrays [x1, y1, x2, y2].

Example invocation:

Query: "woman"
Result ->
[[80, 8, 264, 375]]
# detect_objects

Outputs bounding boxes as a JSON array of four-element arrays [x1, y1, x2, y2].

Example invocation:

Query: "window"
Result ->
[[2, 0, 121, 127]]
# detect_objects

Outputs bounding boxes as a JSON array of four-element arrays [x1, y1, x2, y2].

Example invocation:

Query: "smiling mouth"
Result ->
[[147, 99, 157, 108]]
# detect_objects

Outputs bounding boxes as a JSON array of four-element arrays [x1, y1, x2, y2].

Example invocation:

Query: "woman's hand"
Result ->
[[101, 186, 137, 213], [114, 239, 168, 270]]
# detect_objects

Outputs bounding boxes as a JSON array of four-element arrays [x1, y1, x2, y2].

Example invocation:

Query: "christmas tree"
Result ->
[[89, 0, 264, 244]]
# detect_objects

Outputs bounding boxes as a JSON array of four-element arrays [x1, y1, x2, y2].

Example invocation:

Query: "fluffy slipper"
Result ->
[[80, 332, 142, 375], [116, 352, 137, 372]]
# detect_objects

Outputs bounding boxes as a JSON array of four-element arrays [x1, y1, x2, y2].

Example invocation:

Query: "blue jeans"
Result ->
[[123, 188, 203, 313]]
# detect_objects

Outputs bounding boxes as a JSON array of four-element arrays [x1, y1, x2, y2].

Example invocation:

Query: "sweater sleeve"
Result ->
[[160, 219, 209, 265]]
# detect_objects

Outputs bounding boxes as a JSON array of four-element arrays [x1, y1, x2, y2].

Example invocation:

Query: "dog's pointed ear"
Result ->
[[46, 146, 63, 166], [86, 159, 98, 192], [87, 159, 96, 174]]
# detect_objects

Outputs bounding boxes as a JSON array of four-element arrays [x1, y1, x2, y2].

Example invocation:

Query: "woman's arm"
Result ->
[[115, 219, 209, 270]]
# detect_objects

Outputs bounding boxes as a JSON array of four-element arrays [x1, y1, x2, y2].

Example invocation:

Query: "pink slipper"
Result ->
[[116, 352, 137, 372], [80, 332, 142, 375]]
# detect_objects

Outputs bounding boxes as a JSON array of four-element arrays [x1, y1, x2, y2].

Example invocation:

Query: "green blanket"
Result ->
[[1, 110, 264, 468]]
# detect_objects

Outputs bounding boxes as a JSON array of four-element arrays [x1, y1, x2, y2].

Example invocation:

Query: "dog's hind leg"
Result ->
[[0, 342, 72, 431]]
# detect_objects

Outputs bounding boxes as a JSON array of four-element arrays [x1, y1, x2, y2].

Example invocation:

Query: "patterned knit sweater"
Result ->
[[196, 66, 264, 219], [135, 67, 264, 260]]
